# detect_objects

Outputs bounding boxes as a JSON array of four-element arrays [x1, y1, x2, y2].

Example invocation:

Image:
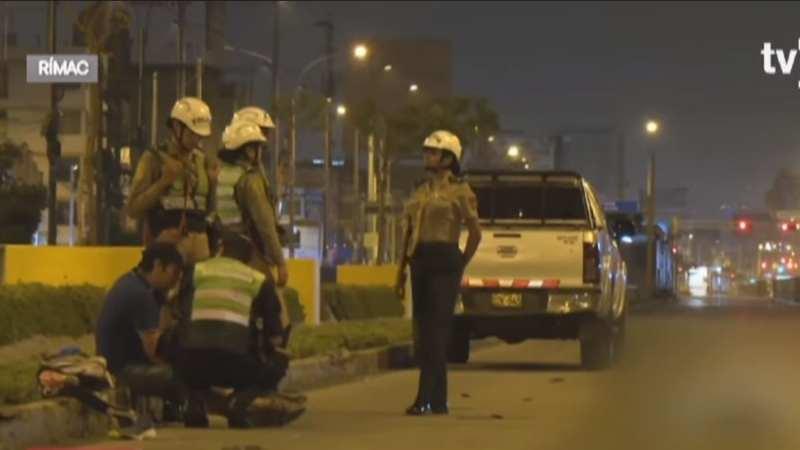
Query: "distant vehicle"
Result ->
[[757, 241, 798, 279], [453, 171, 628, 369]]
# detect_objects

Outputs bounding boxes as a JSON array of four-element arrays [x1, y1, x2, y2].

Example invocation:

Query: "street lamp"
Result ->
[[507, 145, 520, 158], [383, 64, 393, 72], [337, 104, 347, 117], [487, 135, 495, 143], [288, 43, 372, 258], [646, 120, 660, 135], [354, 44, 369, 60], [409, 83, 419, 93]]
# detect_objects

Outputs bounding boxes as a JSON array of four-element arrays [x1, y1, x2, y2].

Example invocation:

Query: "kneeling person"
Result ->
[[95, 243, 186, 412], [177, 231, 303, 429]]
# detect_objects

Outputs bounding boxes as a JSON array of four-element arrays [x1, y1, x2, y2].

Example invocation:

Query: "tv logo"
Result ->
[[26, 55, 98, 83]]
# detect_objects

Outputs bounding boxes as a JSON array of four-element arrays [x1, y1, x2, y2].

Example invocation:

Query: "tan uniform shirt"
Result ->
[[127, 139, 215, 265], [235, 166, 286, 268], [403, 175, 480, 258], [126, 139, 215, 221]]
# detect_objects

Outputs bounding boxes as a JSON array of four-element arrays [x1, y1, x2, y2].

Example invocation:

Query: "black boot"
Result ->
[[161, 400, 184, 423], [226, 387, 260, 429], [431, 403, 449, 415], [405, 402, 432, 416], [184, 390, 209, 428]]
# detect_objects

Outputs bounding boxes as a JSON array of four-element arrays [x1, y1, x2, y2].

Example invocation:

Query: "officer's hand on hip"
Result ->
[[277, 263, 289, 287]]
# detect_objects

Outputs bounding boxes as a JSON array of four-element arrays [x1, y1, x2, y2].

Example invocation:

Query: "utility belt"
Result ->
[[147, 209, 209, 237]]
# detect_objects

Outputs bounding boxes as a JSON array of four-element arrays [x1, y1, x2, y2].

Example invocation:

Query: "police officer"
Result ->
[[218, 117, 291, 331], [231, 106, 276, 188], [395, 130, 483, 416], [126, 96, 217, 265], [177, 231, 305, 429]]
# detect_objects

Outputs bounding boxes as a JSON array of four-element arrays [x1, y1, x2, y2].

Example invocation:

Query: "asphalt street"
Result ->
[[73, 295, 800, 450]]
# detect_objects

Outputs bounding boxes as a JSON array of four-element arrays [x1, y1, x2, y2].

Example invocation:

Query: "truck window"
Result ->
[[471, 179, 589, 223]]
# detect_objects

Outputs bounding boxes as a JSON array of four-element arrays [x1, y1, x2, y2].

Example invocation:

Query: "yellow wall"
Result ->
[[2, 245, 142, 287], [285, 258, 320, 325], [337, 264, 398, 286], [1, 245, 321, 325]]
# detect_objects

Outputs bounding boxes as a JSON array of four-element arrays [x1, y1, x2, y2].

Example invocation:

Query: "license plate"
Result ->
[[491, 292, 523, 308]]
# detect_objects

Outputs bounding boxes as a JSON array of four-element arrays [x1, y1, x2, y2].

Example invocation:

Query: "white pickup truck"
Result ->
[[451, 171, 628, 369]]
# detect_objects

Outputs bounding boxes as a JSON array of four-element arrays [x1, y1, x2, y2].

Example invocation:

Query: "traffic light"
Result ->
[[736, 219, 752, 235], [780, 221, 799, 233]]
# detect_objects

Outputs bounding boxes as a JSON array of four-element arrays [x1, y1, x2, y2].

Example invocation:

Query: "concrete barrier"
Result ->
[[286, 258, 320, 325], [1, 245, 141, 287], [0, 245, 321, 325]]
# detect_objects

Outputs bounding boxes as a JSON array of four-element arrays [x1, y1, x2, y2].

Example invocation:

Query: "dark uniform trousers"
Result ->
[[410, 242, 464, 407]]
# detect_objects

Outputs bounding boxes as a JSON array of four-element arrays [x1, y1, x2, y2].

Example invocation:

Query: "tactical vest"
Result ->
[[187, 257, 265, 353], [145, 146, 210, 236], [155, 148, 209, 213], [216, 163, 247, 228]]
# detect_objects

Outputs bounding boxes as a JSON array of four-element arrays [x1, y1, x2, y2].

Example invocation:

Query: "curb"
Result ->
[[0, 398, 110, 450], [0, 338, 500, 450]]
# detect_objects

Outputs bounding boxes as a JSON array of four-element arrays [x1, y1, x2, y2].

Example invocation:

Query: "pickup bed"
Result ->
[[451, 171, 628, 369]]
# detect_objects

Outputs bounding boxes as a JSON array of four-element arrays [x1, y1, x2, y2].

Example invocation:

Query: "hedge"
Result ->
[[0, 283, 304, 347], [321, 284, 404, 321]]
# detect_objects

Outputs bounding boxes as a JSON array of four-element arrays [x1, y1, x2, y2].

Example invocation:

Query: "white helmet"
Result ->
[[169, 97, 212, 137], [222, 119, 267, 150], [423, 130, 462, 163], [232, 106, 275, 129]]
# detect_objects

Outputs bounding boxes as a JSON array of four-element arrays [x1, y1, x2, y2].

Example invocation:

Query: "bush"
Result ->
[[0, 284, 106, 346], [287, 318, 412, 359], [282, 287, 305, 324], [0, 283, 303, 346], [322, 284, 404, 321]]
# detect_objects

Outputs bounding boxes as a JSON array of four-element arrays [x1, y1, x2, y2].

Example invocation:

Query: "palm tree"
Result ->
[[75, 1, 132, 244]]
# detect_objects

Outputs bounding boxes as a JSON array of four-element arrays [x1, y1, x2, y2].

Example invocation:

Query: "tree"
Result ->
[[0, 140, 47, 243], [765, 169, 800, 214], [75, 1, 132, 245], [348, 96, 501, 263]]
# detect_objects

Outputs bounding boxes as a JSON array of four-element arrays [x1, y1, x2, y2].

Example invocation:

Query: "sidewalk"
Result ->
[[0, 338, 500, 450]]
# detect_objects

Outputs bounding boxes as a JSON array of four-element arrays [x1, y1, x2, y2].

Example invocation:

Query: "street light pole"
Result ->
[[46, 0, 59, 246], [271, 1, 281, 204], [176, 2, 187, 97], [288, 95, 297, 258], [644, 119, 660, 301], [353, 128, 360, 262]]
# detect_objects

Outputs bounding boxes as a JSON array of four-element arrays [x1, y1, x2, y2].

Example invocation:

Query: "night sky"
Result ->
[[10, 1, 800, 219]]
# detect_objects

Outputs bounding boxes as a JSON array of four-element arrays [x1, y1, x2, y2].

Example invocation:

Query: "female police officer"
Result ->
[[395, 130, 482, 416]]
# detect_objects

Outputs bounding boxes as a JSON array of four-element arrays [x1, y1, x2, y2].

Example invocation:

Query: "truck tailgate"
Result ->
[[460, 227, 586, 287]]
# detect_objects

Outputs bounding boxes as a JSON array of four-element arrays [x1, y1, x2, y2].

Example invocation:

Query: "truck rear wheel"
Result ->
[[579, 320, 613, 370]]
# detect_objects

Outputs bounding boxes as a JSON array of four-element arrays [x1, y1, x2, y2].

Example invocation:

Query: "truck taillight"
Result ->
[[583, 242, 600, 284]]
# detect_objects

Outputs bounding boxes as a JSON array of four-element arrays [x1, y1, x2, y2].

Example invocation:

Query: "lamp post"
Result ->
[[287, 44, 369, 259], [644, 119, 661, 301]]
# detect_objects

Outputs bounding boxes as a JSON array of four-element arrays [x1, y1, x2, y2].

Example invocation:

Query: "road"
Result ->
[[72, 295, 800, 450]]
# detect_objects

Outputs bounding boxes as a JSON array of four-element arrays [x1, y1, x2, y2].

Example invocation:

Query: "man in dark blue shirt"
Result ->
[[95, 243, 185, 416]]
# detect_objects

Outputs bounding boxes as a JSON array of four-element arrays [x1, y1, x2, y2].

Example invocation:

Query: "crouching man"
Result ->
[[95, 243, 186, 417], [176, 231, 305, 429]]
